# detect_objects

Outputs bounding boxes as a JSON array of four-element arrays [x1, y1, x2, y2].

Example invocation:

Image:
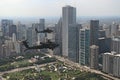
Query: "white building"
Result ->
[[112, 37, 120, 54], [103, 52, 120, 77]]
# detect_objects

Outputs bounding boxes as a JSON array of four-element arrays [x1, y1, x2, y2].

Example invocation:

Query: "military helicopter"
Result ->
[[35, 28, 53, 33], [22, 39, 59, 51]]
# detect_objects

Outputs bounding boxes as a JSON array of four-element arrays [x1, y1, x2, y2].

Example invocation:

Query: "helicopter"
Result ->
[[22, 39, 59, 51], [35, 28, 53, 33]]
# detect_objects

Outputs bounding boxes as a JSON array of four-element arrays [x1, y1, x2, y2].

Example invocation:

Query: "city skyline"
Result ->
[[0, 0, 120, 17]]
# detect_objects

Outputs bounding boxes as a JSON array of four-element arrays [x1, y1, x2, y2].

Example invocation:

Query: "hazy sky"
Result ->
[[0, 0, 120, 17]]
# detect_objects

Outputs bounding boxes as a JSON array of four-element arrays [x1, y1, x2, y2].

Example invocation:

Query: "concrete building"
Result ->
[[39, 19, 45, 30], [55, 18, 62, 55], [17, 22, 27, 40], [1, 19, 13, 36], [27, 27, 37, 46], [68, 24, 77, 62], [113, 54, 120, 77], [90, 45, 99, 69], [9, 25, 17, 37], [90, 20, 99, 46], [111, 37, 120, 54], [103, 52, 120, 77], [99, 30, 106, 38], [102, 52, 115, 74], [98, 37, 111, 54], [62, 5, 76, 58], [110, 22, 119, 36], [79, 28, 90, 65]]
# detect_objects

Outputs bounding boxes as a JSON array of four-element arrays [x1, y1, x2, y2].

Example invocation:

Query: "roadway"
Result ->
[[0, 62, 56, 76], [51, 54, 120, 80], [0, 52, 119, 80]]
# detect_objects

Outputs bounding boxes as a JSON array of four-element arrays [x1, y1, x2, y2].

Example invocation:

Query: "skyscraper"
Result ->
[[39, 19, 45, 30], [111, 37, 120, 54], [9, 25, 17, 37], [1, 19, 13, 36], [61, 5, 78, 62], [102, 52, 115, 74], [79, 28, 90, 65], [27, 27, 37, 46], [55, 18, 62, 55], [90, 20, 99, 45], [90, 45, 99, 69], [17, 22, 27, 40], [62, 5, 76, 58]]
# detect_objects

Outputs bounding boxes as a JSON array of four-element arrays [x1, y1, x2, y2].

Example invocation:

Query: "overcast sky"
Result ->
[[0, 0, 120, 17]]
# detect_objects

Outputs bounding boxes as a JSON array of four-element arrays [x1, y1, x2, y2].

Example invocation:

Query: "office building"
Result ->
[[90, 20, 99, 45], [111, 37, 120, 54], [110, 22, 119, 36], [9, 25, 17, 37], [103, 52, 120, 77], [39, 19, 45, 30], [1, 19, 13, 36], [79, 28, 90, 65], [27, 27, 37, 46], [98, 37, 111, 54], [55, 18, 62, 55], [113, 54, 120, 77], [17, 22, 27, 40], [102, 52, 115, 74], [90, 45, 99, 69], [62, 5, 78, 62]]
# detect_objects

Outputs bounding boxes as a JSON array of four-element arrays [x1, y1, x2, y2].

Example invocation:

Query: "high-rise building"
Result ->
[[98, 37, 111, 54], [99, 30, 106, 38], [62, 5, 78, 62], [90, 20, 99, 45], [55, 18, 62, 55], [0, 27, 3, 37], [113, 54, 120, 77], [1, 19, 13, 36], [103, 52, 120, 77], [9, 25, 17, 37], [17, 22, 27, 40], [39, 19, 45, 30], [79, 28, 90, 65], [68, 24, 77, 62], [111, 37, 120, 54], [27, 27, 37, 46], [62, 5, 76, 58], [102, 52, 115, 74], [90, 45, 99, 69], [110, 22, 119, 36]]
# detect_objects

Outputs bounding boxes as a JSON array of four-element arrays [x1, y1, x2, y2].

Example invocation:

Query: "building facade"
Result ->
[[79, 28, 90, 65], [90, 45, 99, 69], [90, 20, 99, 46], [62, 5, 76, 58]]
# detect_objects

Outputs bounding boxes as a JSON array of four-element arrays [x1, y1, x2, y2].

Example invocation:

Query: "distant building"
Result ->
[[27, 27, 37, 46], [9, 25, 17, 37], [79, 28, 90, 65], [110, 22, 119, 36], [17, 22, 27, 40], [54, 18, 62, 55], [90, 45, 99, 69], [99, 30, 106, 38], [1, 19, 13, 36], [39, 19, 45, 30], [62, 5, 78, 62], [90, 20, 99, 46]]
